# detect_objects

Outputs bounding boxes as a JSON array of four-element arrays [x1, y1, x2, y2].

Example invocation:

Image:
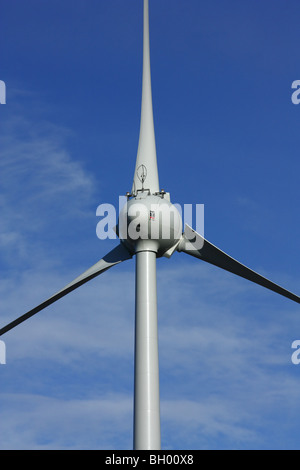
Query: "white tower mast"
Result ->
[[134, 249, 160, 449]]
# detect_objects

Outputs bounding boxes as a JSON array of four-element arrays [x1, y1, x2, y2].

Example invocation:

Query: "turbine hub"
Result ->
[[118, 192, 182, 256]]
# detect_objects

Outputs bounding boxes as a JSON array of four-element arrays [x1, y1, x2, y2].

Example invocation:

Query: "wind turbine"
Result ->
[[1, 0, 299, 451]]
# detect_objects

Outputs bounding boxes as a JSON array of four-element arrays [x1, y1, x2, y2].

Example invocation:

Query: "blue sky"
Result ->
[[1, 0, 300, 450]]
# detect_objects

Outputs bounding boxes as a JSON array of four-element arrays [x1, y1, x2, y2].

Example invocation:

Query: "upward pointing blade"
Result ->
[[132, 0, 159, 195]]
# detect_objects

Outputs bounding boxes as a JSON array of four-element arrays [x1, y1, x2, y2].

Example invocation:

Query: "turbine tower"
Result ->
[[1, 0, 299, 450]]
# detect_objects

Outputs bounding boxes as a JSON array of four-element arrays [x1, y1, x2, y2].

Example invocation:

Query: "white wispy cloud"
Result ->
[[0, 393, 133, 450], [0, 113, 96, 267], [1, 107, 300, 450], [1, 258, 300, 449]]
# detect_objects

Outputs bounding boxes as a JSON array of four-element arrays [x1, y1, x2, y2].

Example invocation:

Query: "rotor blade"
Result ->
[[131, 0, 159, 195], [178, 224, 300, 304], [0, 243, 132, 336]]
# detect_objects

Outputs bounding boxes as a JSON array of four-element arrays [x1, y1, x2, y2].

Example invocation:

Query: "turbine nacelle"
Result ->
[[118, 192, 182, 257]]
